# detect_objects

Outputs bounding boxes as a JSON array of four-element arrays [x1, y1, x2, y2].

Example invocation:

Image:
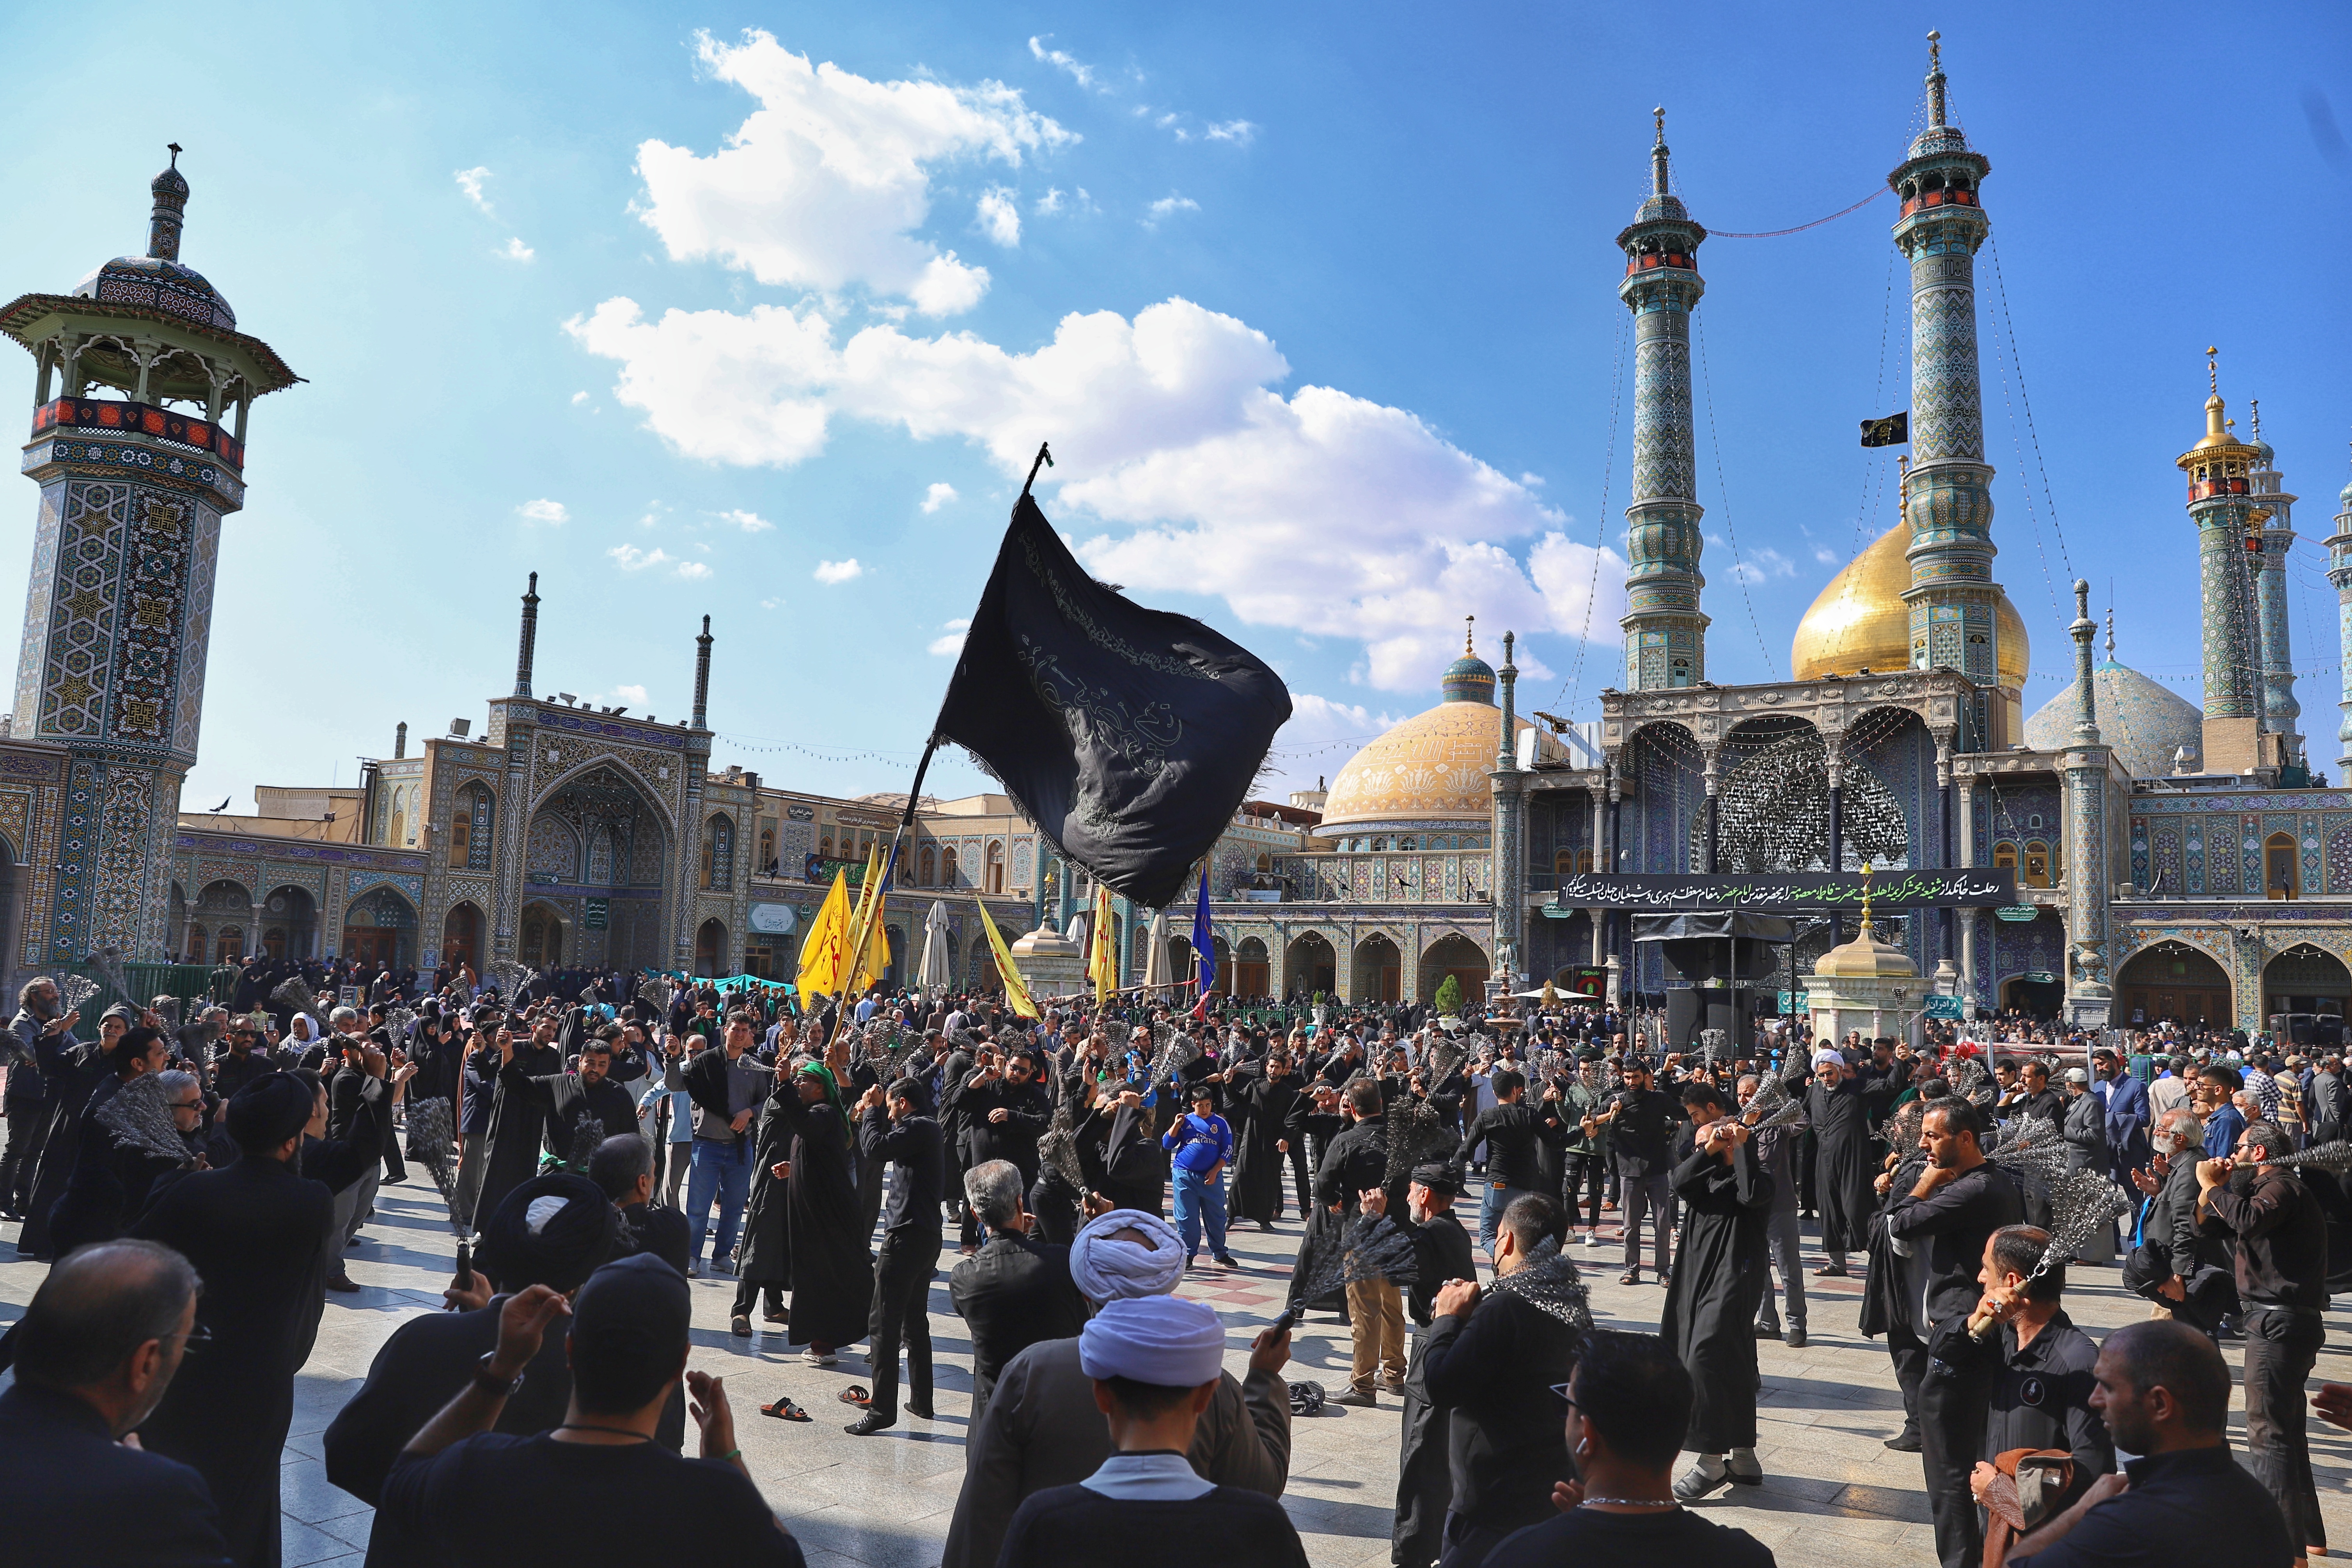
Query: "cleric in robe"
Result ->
[[471, 1018, 564, 1235]]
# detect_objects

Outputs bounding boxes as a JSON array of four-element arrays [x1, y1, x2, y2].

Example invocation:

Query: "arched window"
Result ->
[[757, 825, 776, 873], [449, 783, 493, 870], [705, 814, 735, 891], [2022, 841, 2051, 889], [941, 846, 960, 887], [818, 834, 833, 860], [1255, 853, 1273, 874], [985, 841, 1006, 894], [1992, 842, 2019, 877], [216, 928, 243, 964], [2266, 832, 2299, 899], [919, 844, 937, 887]]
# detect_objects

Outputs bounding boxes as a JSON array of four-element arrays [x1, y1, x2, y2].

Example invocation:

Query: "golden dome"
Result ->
[[1790, 520, 2027, 688], [1810, 918, 1919, 980], [1320, 700, 1548, 832]]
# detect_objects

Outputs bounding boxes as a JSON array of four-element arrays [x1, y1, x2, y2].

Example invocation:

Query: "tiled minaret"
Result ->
[[2246, 403, 2302, 761], [2178, 349, 2271, 774], [0, 150, 298, 961], [2061, 578, 2112, 1027], [2325, 449, 2352, 773], [1891, 33, 2015, 749], [1617, 108, 1709, 691]]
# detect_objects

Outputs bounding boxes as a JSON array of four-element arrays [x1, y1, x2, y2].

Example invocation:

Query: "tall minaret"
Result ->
[[2246, 403, 2302, 759], [1616, 108, 1709, 691], [2061, 578, 2111, 1028], [2178, 348, 2269, 774], [4, 150, 298, 963], [2324, 447, 2352, 773], [1891, 32, 2011, 749]]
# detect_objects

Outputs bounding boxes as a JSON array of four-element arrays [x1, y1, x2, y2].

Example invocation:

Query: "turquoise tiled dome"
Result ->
[[2024, 657, 2203, 779]]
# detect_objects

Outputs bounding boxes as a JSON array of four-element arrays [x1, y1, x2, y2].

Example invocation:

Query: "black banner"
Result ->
[[1859, 412, 1909, 447], [1546, 867, 2015, 912]]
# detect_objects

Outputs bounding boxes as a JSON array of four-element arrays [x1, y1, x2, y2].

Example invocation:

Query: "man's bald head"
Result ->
[[16, 1240, 200, 1395]]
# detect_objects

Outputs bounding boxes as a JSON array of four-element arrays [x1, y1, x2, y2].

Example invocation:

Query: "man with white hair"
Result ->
[[995, 1294, 1309, 1568], [942, 1207, 1294, 1568], [1803, 1047, 1876, 1279]]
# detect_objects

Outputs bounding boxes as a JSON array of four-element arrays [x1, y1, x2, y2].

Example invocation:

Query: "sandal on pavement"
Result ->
[[838, 1385, 871, 1406], [1619, 1271, 1640, 1286], [760, 1397, 811, 1423]]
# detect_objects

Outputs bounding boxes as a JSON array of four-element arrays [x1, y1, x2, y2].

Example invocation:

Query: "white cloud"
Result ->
[[571, 390, 589, 405], [1027, 35, 1103, 91], [1035, 187, 1064, 216], [455, 166, 495, 215], [633, 30, 1071, 315], [608, 543, 672, 571], [814, 557, 864, 584], [927, 616, 972, 656], [976, 186, 1021, 248], [921, 482, 958, 513], [1813, 545, 1840, 564], [1713, 541, 1798, 584], [675, 561, 713, 581], [573, 290, 1626, 691], [713, 508, 775, 533], [614, 684, 649, 705], [516, 498, 569, 525], [1145, 193, 1199, 227], [1519, 471, 1545, 488], [498, 237, 535, 262], [1205, 119, 1257, 145]]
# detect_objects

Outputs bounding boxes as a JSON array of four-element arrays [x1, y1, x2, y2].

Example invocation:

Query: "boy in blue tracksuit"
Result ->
[[1164, 1081, 1238, 1268]]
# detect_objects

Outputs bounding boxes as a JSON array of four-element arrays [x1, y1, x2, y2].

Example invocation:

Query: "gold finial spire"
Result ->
[[1650, 106, 1671, 197], [1925, 30, 1948, 126], [1858, 861, 1876, 938], [2250, 398, 2262, 443], [2207, 345, 2219, 397], [1464, 615, 1476, 656]]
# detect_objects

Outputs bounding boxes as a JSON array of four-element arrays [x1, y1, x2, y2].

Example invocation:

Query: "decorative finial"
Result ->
[[2207, 345, 2219, 397], [1653, 106, 1666, 144], [167, 142, 181, 166], [1465, 614, 1476, 656], [2250, 398, 2262, 443], [2105, 606, 2116, 659], [1650, 108, 1671, 197], [1858, 861, 1875, 938], [1925, 30, 1948, 126]]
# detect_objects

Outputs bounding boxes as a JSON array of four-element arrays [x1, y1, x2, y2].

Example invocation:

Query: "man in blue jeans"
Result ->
[[665, 1011, 769, 1276], [1162, 1082, 1238, 1268]]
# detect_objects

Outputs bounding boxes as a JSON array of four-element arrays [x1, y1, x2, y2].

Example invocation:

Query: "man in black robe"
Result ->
[[500, 1032, 640, 1164], [950, 1161, 1089, 1431], [768, 1049, 873, 1362], [1660, 1084, 1774, 1500], [1804, 1049, 1877, 1277], [13, 983, 101, 1258], [470, 1015, 563, 1233], [322, 1172, 629, 1568], [590, 1132, 692, 1277], [1225, 1051, 1306, 1229], [959, 1046, 1052, 1188], [1364, 1164, 1476, 1568], [132, 1071, 335, 1568]]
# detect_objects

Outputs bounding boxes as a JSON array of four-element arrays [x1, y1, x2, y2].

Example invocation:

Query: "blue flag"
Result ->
[[1190, 866, 1215, 1016]]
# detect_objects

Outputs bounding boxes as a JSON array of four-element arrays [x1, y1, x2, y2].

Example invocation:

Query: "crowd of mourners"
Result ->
[[0, 957, 2345, 1568]]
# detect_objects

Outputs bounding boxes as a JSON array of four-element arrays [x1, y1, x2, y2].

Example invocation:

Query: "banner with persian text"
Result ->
[[1545, 868, 2016, 912]]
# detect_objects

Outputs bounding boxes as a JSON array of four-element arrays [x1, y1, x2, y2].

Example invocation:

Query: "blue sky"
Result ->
[[3, 1, 2348, 813]]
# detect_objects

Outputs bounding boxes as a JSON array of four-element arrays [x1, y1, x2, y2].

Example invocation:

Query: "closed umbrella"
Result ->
[[1142, 908, 1170, 992], [918, 900, 953, 997]]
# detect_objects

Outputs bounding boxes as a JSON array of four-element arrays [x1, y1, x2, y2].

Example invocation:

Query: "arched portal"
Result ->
[[341, 886, 415, 968], [442, 902, 482, 973], [529, 762, 673, 972], [2263, 944, 2350, 1022], [2117, 940, 2233, 1028], [1285, 931, 1336, 998], [1353, 933, 1402, 1003], [696, 918, 729, 977], [1419, 933, 1490, 1007], [1234, 937, 1270, 998], [259, 885, 317, 962], [196, 880, 254, 962], [1211, 935, 1234, 996], [520, 901, 566, 969]]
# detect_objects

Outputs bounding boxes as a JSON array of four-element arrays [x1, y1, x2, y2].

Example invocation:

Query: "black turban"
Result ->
[[226, 1071, 314, 1152], [473, 1172, 616, 1295]]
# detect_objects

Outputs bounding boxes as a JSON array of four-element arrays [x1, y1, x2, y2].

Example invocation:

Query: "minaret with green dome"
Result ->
[[0, 149, 298, 963], [1442, 615, 1497, 704], [1616, 108, 1709, 691]]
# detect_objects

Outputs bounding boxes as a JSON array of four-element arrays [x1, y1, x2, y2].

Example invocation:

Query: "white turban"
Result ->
[[1811, 1049, 1844, 1071], [1079, 1295, 1225, 1387], [1069, 1208, 1185, 1303]]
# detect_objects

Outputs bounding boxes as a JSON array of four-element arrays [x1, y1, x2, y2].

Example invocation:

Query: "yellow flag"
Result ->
[[796, 869, 853, 998], [843, 844, 887, 993], [1088, 884, 1116, 1008], [975, 898, 1038, 1018]]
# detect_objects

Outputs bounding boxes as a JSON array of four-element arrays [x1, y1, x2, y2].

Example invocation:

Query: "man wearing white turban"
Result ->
[[941, 1209, 1295, 1568], [995, 1296, 1309, 1568]]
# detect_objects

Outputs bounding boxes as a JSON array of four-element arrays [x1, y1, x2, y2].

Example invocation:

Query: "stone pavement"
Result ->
[[5, 1174, 2352, 1567]]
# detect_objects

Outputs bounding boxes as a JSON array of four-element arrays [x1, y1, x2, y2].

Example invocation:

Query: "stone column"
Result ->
[[2061, 580, 2113, 1029]]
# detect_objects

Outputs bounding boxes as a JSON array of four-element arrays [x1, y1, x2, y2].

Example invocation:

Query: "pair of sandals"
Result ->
[[759, 1385, 876, 1424]]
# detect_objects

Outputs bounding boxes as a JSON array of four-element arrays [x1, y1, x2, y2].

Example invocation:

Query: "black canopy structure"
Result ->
[[1633, 911, 1802, 1055]]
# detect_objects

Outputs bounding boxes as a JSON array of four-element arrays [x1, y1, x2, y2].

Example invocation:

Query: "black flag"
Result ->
[[935, 493, 1293, 908], [1859, 412, 1909, 447]]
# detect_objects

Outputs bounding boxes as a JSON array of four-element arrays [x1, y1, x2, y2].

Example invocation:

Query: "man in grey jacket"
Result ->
[[1740, 1072, 1807, 1347], [941, 1206, 1292, 1568]]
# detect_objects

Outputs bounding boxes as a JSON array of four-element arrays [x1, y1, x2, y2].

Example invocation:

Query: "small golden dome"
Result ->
[[1789, 520, 2027, 688], [1811, 922, 1920, 980]]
